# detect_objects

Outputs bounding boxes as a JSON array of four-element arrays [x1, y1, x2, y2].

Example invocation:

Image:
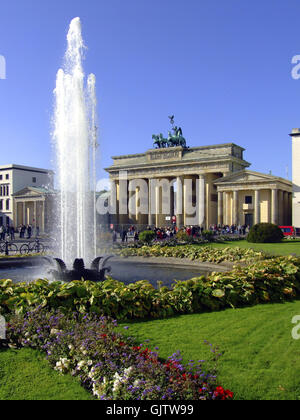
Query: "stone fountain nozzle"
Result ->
[[43, 256, 113, 282]]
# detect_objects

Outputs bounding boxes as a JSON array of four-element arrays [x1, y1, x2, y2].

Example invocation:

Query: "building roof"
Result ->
[[12, 186, 57, 197], [214, 170, 292, 189], [0, 164, 54, 174], [106, 143, 250, 173]]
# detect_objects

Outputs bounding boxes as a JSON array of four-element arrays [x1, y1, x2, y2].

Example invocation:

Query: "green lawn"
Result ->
[[1, 301, 300, 400], [120, 300, 300, 400], [0, 347, 93, 400], [205, 239, 300, 256]]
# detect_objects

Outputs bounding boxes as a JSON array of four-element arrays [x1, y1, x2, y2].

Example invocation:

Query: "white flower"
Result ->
[[92, 383, 101, 398], [54, 358, 70, 373], [124, 366, 133, 376], [112, 368, 133, 394], [77, 360, 86, 370]]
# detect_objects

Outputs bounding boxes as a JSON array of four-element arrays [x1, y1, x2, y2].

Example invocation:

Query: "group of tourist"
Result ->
[[0, 225, 16, 241], [111, 222, 250, 243], [0, 224, 40, 242], [208, 224, 250, 236], [18, 224, 40, 239]]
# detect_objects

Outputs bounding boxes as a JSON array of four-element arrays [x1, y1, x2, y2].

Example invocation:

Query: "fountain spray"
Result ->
[[53, 17, 98, 266]]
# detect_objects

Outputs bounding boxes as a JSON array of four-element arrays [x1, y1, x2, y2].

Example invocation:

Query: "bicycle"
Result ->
[[19, 239, 45, 255], [0, 241, 19, 256]]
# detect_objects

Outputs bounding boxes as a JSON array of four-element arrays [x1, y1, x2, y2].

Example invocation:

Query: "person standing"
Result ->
[[10, 226, 15, 241], [121, 229, 128, 243], [27, 224, 32, 239]]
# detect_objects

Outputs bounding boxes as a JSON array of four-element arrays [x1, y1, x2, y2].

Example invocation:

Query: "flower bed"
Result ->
[[119, 245, 268, 263], [1, 256, 300, 320], [4, 307, 233, 400]]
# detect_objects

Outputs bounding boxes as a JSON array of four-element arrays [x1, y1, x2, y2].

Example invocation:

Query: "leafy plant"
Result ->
[[1, 256, 300, 321]]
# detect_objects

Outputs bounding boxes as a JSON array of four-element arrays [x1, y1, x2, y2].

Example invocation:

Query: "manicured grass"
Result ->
[[120, 300, 300, 400], [205, 239, 300, 256], [0, 347, 93, 400]]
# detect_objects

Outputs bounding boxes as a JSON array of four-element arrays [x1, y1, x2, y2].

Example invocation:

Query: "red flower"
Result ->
[[214, 386, 234, 400], [225, 390, 234, 399]]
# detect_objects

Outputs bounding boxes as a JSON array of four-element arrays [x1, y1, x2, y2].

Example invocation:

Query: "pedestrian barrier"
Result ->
[[0, 239, 47, 256]]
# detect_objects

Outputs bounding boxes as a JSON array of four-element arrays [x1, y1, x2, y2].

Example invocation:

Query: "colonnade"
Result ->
[[111, 174, 208, 228], [217, 189, 292, 227], [14, 200, 45, 230]]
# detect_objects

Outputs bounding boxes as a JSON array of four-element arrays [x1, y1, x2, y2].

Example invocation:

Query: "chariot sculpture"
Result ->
[[152, 116, 187, 149]]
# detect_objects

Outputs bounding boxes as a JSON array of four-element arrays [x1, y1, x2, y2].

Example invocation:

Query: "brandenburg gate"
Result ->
[[106, 142, 277, 229]]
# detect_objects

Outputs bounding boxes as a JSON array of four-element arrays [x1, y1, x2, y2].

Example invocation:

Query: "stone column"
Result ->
[[41, 200, 45, 233], [198, 174, 206, 227], [34, 201, 37, 229], [218, 191, 223, 225], [109, 179, 117, 223], [23, 202, 26, 225], [176, 176, 184, 228], [118, 176, 128, 227], [148, 179, 155, 227], [225, 192, 230, 225], [155, 183, 160, 227], [271, 188, 278, 225], [233, 190, 239, 225], [254, 190, 260, 225]]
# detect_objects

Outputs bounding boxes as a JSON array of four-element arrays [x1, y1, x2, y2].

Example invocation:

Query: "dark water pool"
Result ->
[[0, 261, 208, 288]]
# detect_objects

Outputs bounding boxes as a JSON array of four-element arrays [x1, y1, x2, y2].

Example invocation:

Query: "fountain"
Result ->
[[50, 17, 111, 282]]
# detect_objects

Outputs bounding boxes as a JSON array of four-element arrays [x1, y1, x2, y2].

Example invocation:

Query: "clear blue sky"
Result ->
[[0, 0, 300, 181]]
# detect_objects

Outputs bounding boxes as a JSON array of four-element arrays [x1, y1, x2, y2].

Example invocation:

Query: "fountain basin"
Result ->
[[0, 256, 231, 288]]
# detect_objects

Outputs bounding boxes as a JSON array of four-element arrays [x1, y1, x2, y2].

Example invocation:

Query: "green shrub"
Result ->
[[247, 223, 284, 243], [201, 230, 214, 241], [139, 230, 156, 244]]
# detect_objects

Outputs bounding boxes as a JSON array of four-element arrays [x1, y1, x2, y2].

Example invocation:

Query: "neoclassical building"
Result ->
[[0, 164, 53, 229], [12, 186, 55, 232], [105, 143, 292, 229]]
